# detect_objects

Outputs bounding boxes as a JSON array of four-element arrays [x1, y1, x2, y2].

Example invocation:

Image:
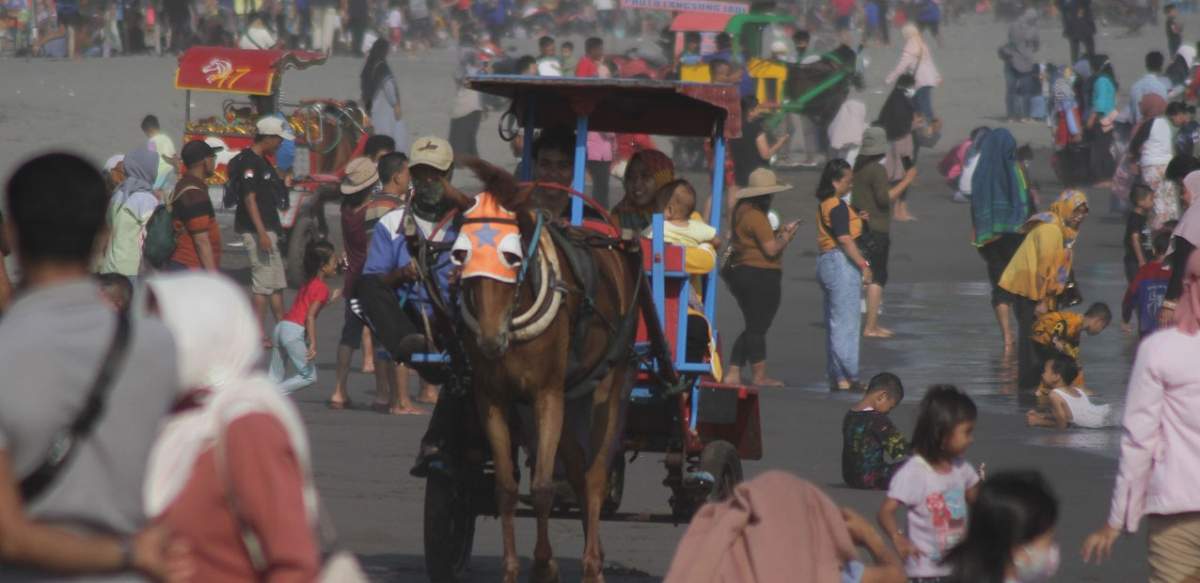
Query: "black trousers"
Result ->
[[586, 160, 611, 208], [1014, 296, 1039, 390], [357, 274, 461, 448], [725, 265, 782, 366], [1069, 35, 1095, 64], [449, 110, 483, 159]]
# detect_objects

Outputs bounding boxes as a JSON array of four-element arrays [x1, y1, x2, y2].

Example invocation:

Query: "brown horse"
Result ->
[[454, 158, 640, 583]]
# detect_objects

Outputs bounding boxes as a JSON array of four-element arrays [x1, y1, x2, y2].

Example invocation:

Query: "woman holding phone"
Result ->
[[816, 159, 872, 392], [722, 168, 800, 387]]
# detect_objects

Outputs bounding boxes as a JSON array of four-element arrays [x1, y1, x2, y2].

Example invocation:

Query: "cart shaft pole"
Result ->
[[571, 115, 587, 226], [519, 96, 535, 181], [185, 90, 191, 127], [705, 119, 726, 325]]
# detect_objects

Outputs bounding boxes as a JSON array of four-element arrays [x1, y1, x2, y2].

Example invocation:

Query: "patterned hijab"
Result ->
[[1022, 189, 1089, 244]]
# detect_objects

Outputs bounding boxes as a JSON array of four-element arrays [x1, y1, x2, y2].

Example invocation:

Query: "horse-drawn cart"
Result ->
[[411, 77, 763, 583], [174, 46, 369, 284]]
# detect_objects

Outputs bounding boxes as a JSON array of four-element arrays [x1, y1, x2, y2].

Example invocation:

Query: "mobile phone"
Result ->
[[901, 156, 914, 171]]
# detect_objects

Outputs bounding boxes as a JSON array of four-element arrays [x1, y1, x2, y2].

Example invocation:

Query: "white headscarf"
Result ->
[[142, 273, 318, 522], [1179, 45, 1197, 70]]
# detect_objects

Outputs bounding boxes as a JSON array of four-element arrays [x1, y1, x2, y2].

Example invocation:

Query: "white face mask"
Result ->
[[1012, 542, 1060, 583]]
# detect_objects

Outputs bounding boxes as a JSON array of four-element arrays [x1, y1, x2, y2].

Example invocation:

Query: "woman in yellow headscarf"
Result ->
[[999, 189, 1090, 389]]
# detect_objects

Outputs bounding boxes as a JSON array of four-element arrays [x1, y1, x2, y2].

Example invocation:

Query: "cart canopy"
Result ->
[[175, 46, 327, 96], [465, 76, 741, 139]]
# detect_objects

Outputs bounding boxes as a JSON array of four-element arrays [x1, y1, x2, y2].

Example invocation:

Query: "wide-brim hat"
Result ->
[[340, 157, 379, 195], [859, 126, 888, 157], [735, 168, 792, 200]]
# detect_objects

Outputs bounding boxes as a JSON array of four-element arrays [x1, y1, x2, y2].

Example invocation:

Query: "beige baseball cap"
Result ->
[[409, 136, 454, 171]]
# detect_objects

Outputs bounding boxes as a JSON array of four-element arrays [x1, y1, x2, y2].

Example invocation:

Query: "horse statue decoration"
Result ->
[[786, 44, 865, 129], [290, 99, 368, 175], [444, 158, 644, 583]]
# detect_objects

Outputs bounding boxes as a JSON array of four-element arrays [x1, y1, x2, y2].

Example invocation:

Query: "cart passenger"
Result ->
[[612, 149, 716, 274]]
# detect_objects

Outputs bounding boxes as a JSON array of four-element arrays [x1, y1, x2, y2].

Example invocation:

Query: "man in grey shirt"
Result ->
[[0, 153, 181, 581]]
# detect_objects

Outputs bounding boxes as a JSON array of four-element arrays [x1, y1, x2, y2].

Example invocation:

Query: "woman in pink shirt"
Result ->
[[1082, 250, 1200, 582], [143, 273, 321, 582]]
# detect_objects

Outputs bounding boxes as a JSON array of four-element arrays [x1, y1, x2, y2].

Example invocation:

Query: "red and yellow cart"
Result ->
[[175, 46, 369, 284]]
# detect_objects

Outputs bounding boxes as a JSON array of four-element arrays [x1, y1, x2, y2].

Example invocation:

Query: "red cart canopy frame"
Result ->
[[465, 76, 742, 139], [175, 47, 327, 96]]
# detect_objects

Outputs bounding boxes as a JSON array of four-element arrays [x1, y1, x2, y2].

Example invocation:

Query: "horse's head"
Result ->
[[454, 158, 536, 359]]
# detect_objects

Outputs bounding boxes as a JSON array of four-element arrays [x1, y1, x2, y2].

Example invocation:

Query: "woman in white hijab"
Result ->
[[143, 273, 320, 581]]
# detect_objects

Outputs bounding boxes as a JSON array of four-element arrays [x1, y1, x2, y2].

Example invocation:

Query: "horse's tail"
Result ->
[[459, 156, 527, 209]]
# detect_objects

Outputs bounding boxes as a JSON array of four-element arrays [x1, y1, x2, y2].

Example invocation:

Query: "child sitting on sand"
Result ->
[[842, 372, 909, 490], [1031, 302, 1111, 391], [1026, 356, 1114, 429], [645, 179, 721, 252]]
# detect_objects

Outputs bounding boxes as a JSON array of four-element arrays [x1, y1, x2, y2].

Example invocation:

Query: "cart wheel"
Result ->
[[423, 473, 476, 583], [698, 440, 743, 503], [601, 454, 626, 518], [285, 215, 319, 288]]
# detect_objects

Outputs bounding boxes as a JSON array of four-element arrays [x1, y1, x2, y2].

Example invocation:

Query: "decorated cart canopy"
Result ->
[[174, 46, 327, 96], [465, 76, 742, 140]]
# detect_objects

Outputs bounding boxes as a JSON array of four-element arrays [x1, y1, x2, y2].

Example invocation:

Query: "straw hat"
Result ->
[[859, 126, 888, 157], [735, 168, 792, 200], [340, 157, 379, 195]]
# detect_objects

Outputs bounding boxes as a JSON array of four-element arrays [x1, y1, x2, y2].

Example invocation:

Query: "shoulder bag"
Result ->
[[216, 421, 368, 583], [20, 309, 132, 502]]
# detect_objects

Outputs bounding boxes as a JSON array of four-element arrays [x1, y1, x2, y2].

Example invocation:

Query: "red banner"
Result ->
[[175, 47, 326, 96]]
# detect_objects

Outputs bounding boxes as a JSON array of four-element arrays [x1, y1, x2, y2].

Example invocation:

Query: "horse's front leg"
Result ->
[[529, 383, 565, 583], [477, 389, 520, 583]]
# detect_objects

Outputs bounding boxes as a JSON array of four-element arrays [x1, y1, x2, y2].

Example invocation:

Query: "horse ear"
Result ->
[[459, 156, 529, 210]]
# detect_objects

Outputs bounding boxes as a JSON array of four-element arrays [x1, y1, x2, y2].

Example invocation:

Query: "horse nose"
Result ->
[[479, 332, 510, 359]]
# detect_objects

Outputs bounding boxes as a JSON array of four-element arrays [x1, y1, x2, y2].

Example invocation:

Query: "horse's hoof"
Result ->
[[503, 569, 520, 583], [529, 559, 560, 583]]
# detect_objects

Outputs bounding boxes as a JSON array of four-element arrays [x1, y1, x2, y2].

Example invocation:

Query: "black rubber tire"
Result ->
[[698, 440, 743, 503], [601, 455, 626, 518], [285, 216, 318, 288], [423, 473, 476, 583]]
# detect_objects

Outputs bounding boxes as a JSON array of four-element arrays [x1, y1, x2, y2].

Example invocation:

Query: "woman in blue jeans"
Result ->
[[815, 160, 872, 391]]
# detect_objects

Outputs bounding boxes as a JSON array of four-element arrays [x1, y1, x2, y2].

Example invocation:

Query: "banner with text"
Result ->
[[620, 0, 749, 14]]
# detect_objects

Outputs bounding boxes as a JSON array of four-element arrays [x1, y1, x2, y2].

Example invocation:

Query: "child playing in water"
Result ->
[[646, 179, 721, 253], [1026, 356, 1114, 428], [1123, 230, 1173, 338], [879, 385, 981, 582], [1030, 302, 1111, 391], [842, 372, 909, 490], [269, 240, 341, 395]]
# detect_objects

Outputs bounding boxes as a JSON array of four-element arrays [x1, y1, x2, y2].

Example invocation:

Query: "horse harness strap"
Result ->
[[545, 223, 641, 401]]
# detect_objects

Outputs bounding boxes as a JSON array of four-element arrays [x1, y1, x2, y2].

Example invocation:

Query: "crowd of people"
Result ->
[[8, 0, 1200, 579]]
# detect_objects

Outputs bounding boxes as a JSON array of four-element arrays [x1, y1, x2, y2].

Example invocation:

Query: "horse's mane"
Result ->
[[459, 156, 531, 211]]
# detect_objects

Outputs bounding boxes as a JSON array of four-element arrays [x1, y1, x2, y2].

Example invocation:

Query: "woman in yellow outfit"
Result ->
[[999, 189, 1090, 389]]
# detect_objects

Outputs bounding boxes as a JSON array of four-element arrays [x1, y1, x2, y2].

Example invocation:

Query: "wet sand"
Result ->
[[0, 12, 1175, 581]]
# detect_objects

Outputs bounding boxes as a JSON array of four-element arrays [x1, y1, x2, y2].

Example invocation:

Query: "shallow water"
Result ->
[[795, 259, 1139, 458]]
